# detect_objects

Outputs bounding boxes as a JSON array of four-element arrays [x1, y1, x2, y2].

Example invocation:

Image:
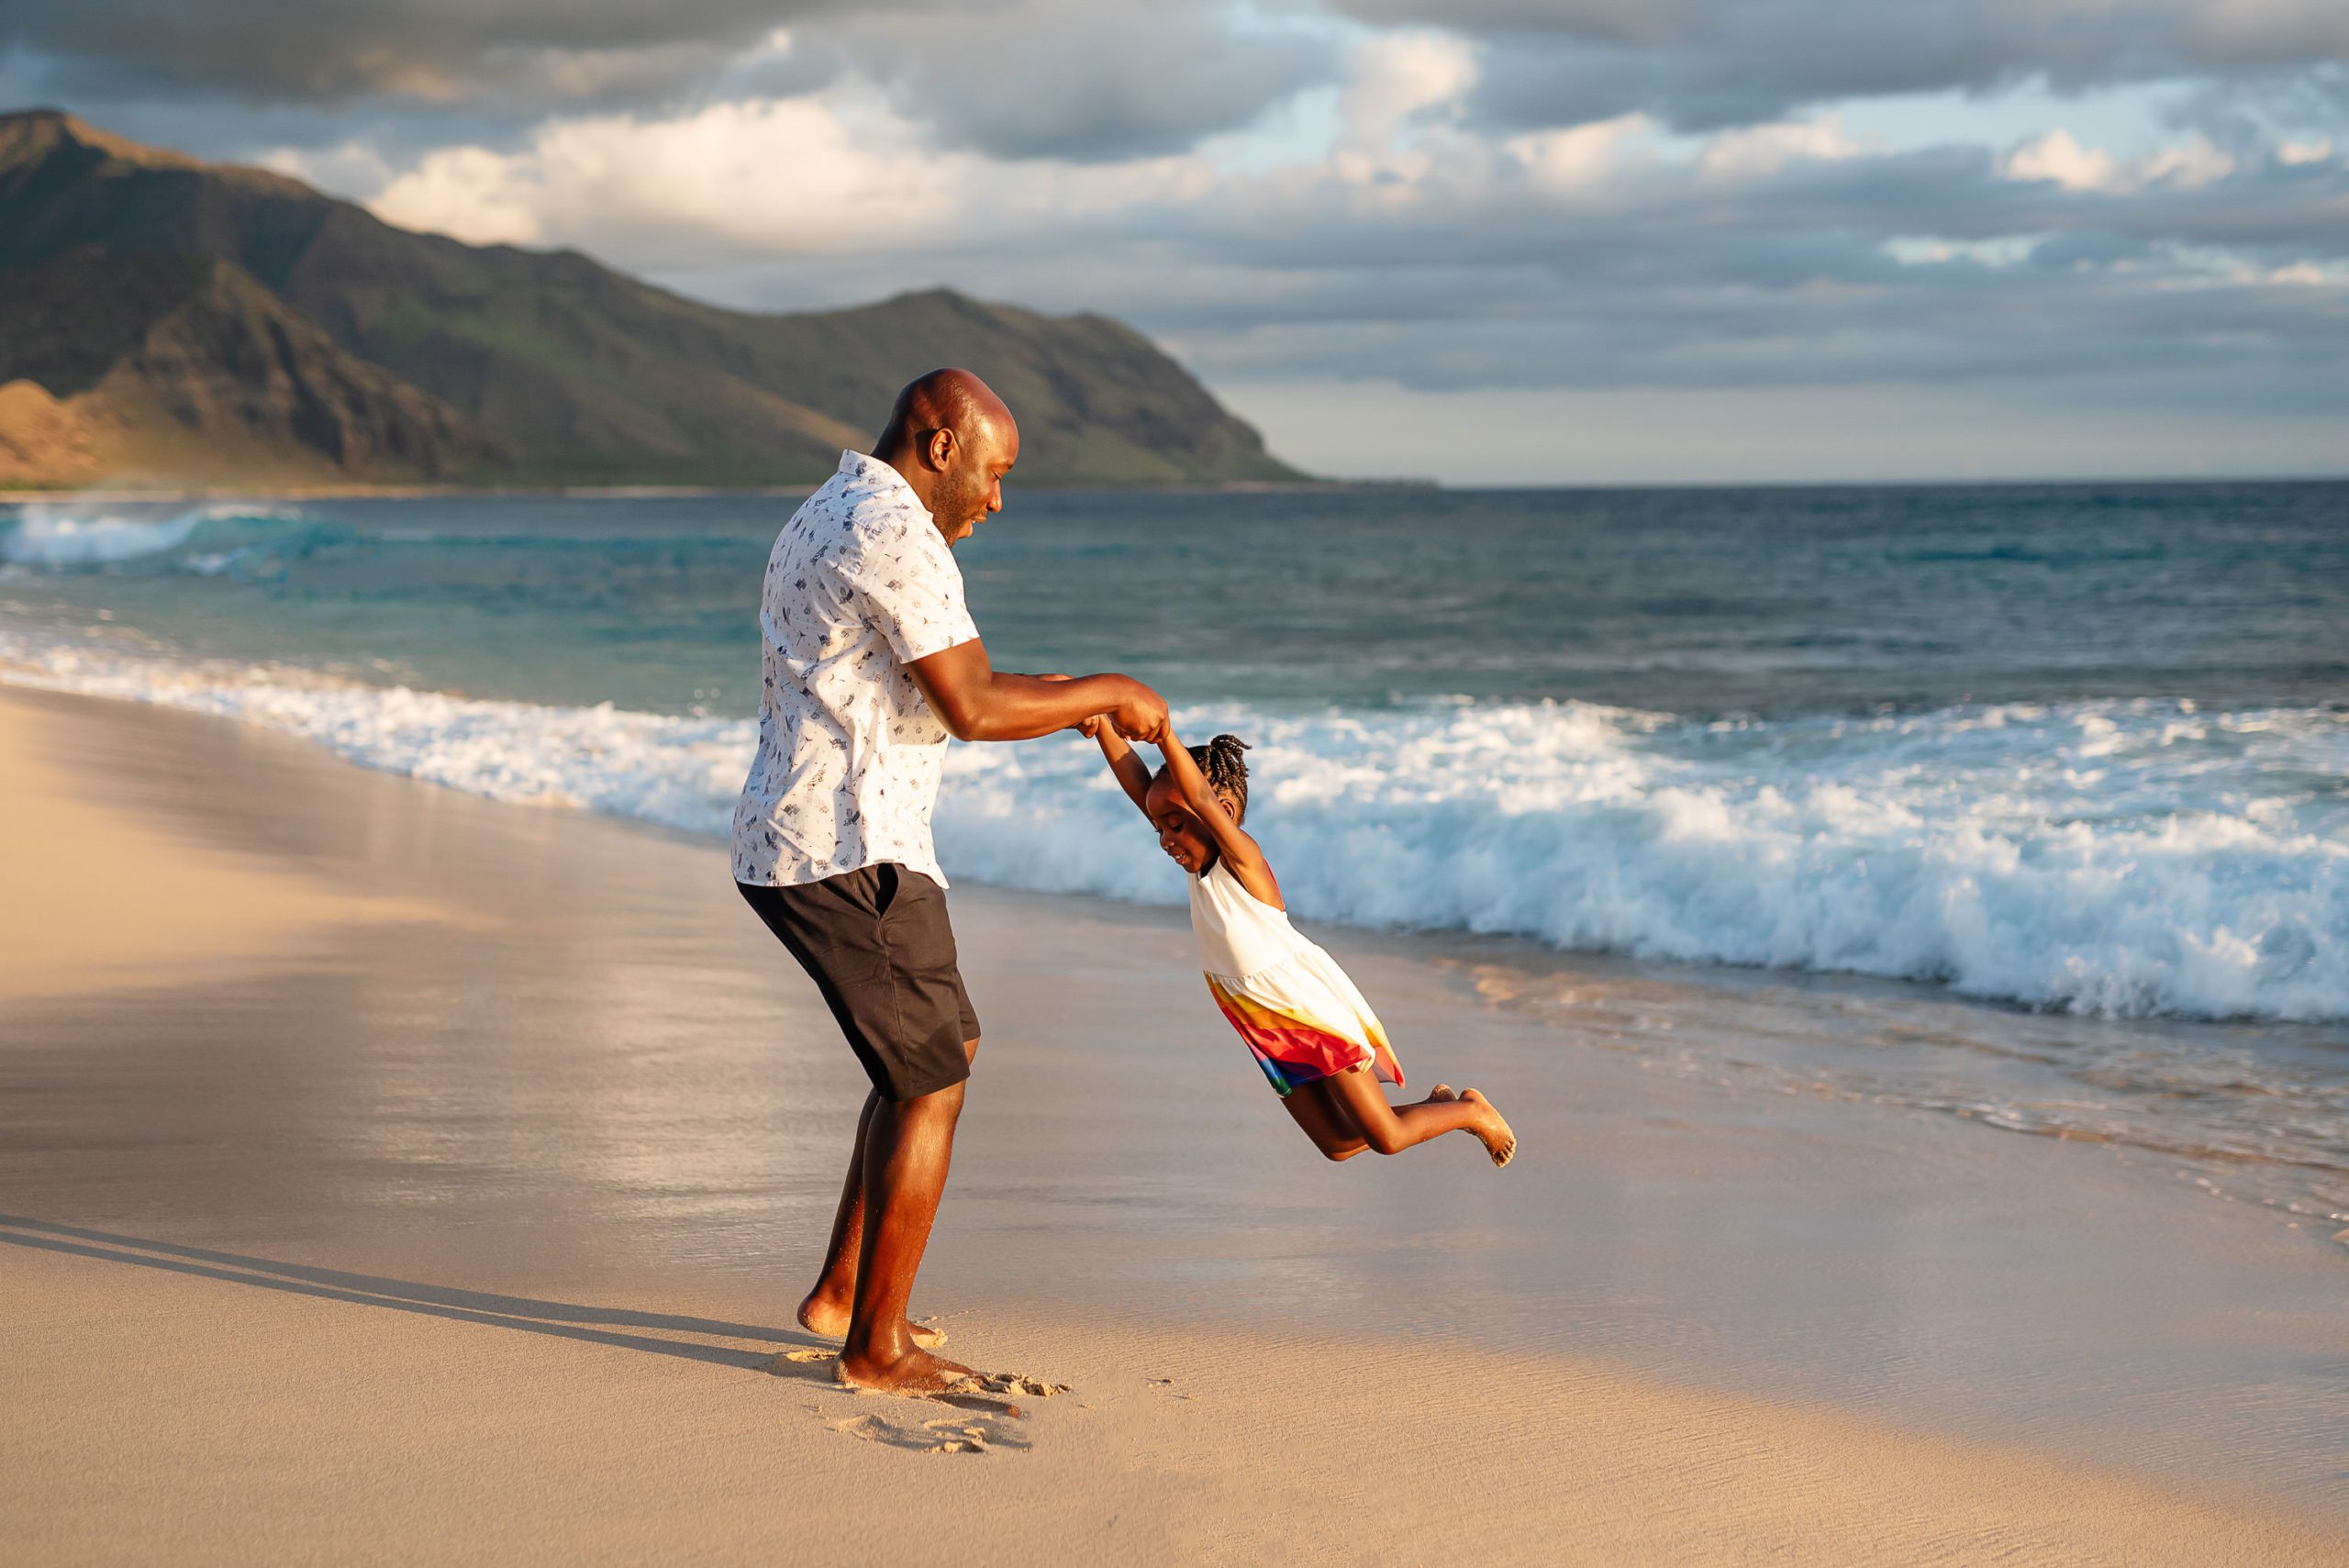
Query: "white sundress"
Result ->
[[1187, 858, 1406, 1097]]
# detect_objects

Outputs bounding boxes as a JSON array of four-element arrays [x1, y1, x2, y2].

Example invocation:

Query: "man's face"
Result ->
[[932, 418, 1019, 546]]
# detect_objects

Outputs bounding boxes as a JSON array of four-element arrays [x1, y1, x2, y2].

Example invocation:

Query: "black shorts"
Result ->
[[738, 864, 978, 1103]]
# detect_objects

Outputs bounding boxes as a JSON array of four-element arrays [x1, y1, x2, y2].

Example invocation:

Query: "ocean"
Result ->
[[5, 482, 2346, 1226]]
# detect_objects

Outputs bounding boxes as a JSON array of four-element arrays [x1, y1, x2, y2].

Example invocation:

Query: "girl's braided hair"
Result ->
[[1189, 733, 1252, 823]]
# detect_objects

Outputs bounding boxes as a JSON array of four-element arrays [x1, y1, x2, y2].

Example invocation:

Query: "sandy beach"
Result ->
[[4, 683, 2344, 1565]]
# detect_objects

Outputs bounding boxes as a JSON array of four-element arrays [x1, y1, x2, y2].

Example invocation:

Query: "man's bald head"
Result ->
[[874, 369, 1020, 546], [881, 368, 1011, 450]]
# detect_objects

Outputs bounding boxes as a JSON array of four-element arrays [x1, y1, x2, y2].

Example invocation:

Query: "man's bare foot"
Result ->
[[797, 1292, 947, 1349], [1423, 1083, 1458, 1104], [1460, 1089, 1517, 1167], [835, 1344, 977, 1395]]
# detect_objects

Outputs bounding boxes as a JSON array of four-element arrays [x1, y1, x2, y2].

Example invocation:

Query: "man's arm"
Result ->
[[907, 638, 1166, 744]]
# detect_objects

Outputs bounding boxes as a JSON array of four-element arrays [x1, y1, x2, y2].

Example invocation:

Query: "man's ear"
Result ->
[[925, 428, 957, 471]]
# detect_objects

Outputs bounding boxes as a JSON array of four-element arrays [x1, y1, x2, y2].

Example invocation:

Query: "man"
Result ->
[[732, 368, 1167, 1393]]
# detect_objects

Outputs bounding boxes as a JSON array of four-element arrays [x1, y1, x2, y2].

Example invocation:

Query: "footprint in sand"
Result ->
[[773, 1346, 1072, 1450], [952, 1373, 1070, 1400], [828, 1410, 1030, 1454]]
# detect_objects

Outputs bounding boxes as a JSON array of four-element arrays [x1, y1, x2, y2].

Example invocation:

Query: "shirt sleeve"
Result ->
[[853, 517, 980, 663]]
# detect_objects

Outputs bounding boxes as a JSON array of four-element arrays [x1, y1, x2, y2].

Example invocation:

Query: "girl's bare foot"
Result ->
[[797, 1291, 947, 1349], [1460, 1089, 1517, 1167], [1423, 1083, 1458, 1104], [835, 1344, 976, 1395]]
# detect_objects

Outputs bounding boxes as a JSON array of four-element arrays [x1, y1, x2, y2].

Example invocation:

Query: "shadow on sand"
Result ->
[[0, 1213, 829, 1381]]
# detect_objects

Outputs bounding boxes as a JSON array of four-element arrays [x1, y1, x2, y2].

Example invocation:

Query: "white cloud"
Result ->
[[2140, 134, 2235, 189], [362, 90, 1218, 261], [1339, 29, 1478, 153], [2004, 128, 2243, 194], [2259, 261, 2345, 287], [2005, 128, 2125, 192], [372, 144, 556, 245], [1883, 236, 2036, 268], [260, 140, 401, 201], [1506, 115, 1653, 196], [1695, 115, 1865, 180]]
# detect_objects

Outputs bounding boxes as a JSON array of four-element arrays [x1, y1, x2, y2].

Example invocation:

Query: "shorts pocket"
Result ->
[[871, 862, 902, 918], [880, 873, 957, 973], [791, 869, 893, 980]]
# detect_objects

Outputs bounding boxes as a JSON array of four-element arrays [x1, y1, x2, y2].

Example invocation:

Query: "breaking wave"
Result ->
[[2, 623, 2341, 1023], [0, 502, 313, 569]]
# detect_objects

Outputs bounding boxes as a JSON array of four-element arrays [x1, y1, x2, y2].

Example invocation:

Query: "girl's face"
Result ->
[[1145, 773, 1232, 873]]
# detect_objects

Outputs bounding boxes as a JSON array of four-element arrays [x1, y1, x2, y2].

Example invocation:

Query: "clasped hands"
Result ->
[[1035, 672, 1167, 746]]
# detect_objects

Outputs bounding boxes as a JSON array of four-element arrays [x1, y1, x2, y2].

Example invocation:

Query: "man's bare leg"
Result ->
[[835, 1078, 975, 1392], [801, 1089, 950, 1345], [800, 1037, 978, 1349], [798, 1088, 878, 1335]]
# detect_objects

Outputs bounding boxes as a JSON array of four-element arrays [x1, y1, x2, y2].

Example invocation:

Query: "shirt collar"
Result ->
[[838, 450, 925, 513]]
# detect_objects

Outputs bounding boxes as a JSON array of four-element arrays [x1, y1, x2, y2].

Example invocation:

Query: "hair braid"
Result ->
[[1188, 733, 1252, 823]]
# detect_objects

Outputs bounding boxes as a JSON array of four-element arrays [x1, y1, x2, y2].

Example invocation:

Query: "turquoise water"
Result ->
[[5, 483, 2343, 717]]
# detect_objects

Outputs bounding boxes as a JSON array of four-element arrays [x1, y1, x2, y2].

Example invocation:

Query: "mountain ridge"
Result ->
[[0, 108, 1303, 489]]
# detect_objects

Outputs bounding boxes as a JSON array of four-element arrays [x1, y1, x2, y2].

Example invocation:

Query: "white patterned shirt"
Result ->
[[730, 450, 979, 887]]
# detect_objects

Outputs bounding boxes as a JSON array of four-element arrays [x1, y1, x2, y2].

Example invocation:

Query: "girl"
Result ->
[[1080, 717, 1516, 1167]]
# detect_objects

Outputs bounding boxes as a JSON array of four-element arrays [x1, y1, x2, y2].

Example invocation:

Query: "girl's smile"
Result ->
[[1145, 774, 1220, 873]]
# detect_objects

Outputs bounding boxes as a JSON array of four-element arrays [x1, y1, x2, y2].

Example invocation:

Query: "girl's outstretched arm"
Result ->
[[1085, 718, 1156, 817], [1042, 671, 1154, 817], [1156, 727, 1282, 908]]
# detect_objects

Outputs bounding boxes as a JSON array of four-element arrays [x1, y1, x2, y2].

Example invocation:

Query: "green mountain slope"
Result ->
[[0, 109, 1302, 487]]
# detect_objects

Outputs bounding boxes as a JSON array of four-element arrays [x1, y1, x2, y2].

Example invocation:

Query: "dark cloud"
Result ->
[[0, 0, 1332, 161], [0, 0, 828, 104], [2165, 61, 2349, 151], [1331, 1, 2349, 131], [812, 3, 1335, 161]]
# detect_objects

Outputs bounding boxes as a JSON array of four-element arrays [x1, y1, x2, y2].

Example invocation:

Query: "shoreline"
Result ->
[[5, 683, 2346, 1561]]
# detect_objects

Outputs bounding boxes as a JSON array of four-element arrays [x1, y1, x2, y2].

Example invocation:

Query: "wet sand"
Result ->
[[3, 684, 2344, 1564]]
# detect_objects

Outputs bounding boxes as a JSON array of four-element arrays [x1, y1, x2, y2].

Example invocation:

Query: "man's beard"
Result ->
[[931, 462, 989, 539]]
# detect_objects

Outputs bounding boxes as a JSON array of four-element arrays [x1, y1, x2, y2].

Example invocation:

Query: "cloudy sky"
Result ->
[[6, 1, 2346, 483]]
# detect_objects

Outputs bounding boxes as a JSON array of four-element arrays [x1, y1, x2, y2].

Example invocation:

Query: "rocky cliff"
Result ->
[[0, 109, 1300, 488]]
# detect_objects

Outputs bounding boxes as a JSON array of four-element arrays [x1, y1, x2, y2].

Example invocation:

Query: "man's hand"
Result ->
[[1108, 680, 1168, 745], [1041, 670, 1159, 741]]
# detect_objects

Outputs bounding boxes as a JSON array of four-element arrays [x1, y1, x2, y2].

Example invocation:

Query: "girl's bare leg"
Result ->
[[1324, 1065, 1517, 1166], [1282, 1078, 1370, 1160]]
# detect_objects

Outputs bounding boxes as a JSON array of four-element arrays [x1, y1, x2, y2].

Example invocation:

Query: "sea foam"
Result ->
[[1, 625, 2341, 1022], [0, 503, 284, 568]]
